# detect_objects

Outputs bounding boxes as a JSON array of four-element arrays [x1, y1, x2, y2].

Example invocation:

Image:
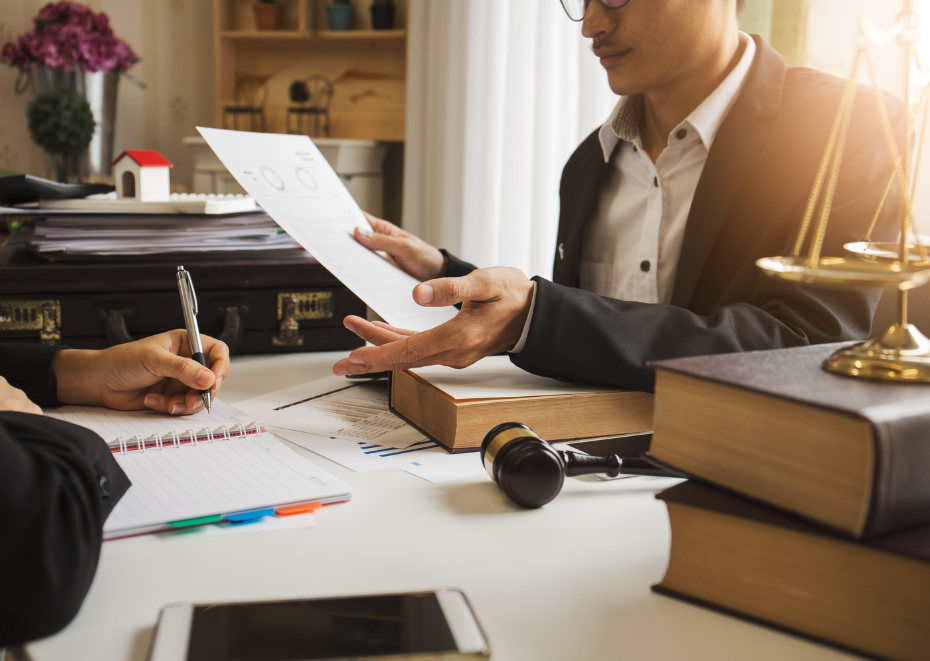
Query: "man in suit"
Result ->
[[0, 332, 228, 648], [333, 0, 900, 391]]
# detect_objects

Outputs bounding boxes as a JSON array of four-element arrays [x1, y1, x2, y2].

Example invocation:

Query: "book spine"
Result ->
[[106, 421, 265, 454], [651, 585, 891, 661], [864, 407, 930, 537]]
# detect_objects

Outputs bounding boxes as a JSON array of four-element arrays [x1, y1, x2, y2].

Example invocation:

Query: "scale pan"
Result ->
[[756, 255, 930, 289], [844, 241, 930, 266]]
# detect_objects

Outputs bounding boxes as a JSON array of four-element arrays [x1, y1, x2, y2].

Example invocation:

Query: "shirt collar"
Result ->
[[598, 32, 757, 163]]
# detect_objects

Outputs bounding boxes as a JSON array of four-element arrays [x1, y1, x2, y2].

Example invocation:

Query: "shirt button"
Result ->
[[99, 475, 111, 498], [632, 145, 637, 152], [676, 128, 688, 140], [653, 176, 658, 188], [640, 260, 651, 272]]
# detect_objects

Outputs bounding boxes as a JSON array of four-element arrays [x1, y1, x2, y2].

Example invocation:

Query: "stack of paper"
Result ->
[[233, 376, 486, 484], [5, 210, 302, 257]]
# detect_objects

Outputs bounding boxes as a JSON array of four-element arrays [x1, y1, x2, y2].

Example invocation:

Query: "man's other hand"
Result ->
[[353, 213, 448, 282], [0, 377, 42, 415], [333, 267, 535, 375], [54, 331, 230, 415]]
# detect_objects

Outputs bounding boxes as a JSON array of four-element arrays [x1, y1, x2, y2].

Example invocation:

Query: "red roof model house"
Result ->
[[111, 150, 173, 202]]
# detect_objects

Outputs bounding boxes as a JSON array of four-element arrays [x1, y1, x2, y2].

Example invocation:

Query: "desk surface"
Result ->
[[26, 351, 854, 661]]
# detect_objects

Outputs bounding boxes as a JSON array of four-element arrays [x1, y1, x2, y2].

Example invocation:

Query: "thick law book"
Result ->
[[654, 481, 930, 661], [647, 342, 930, 538], [390, 356, 654, 452]]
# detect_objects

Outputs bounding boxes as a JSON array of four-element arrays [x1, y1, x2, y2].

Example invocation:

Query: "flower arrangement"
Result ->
[[0, 1, 138, 73]]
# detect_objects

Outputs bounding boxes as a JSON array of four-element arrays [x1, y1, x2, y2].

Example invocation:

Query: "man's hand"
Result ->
[[353, 213, 447, 281], [54, 330, 230, 415], [333, 267, 535, 375], [0, 377, 42, 415]]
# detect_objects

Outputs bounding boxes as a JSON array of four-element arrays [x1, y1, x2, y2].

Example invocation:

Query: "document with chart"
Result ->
[[232, 375, 427, 449], [197, 127, 457, 332]]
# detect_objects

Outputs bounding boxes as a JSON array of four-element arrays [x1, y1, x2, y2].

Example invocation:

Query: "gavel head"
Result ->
[[480, 422, 565, 508]]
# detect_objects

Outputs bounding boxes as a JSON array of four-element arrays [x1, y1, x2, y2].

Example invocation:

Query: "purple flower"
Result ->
[[0, 1, 138, 72]]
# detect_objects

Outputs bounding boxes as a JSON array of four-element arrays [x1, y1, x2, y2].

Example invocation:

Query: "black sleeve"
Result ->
[[0, 412, 130, 647], [510, 276, 878, 392], [439, 249, 478, 278], [0, 343, 66, 408]]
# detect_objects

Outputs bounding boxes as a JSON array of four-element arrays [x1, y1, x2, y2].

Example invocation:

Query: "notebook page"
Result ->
[[103, 431, 351, 537], [45, 400, 257, 445]]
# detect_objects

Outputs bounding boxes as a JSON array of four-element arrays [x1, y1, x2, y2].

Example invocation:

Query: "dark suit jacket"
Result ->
[[0, 344, 130, 647], [444, 36, 901, 392]]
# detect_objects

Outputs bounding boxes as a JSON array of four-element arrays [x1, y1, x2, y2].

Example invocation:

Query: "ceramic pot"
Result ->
[[370, 4, 395, 30], [326, 3, 354, 31], [253, 3, 280, 30]]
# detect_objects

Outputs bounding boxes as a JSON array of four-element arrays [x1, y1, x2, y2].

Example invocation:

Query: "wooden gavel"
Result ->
[[480, 422, 673, 508]]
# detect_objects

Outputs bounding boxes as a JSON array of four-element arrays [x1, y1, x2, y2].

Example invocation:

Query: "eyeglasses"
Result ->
[[559, 0, 633, 22]]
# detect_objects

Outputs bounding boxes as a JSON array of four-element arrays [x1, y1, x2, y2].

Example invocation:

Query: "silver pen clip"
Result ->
[[178, 267, 198, 316]]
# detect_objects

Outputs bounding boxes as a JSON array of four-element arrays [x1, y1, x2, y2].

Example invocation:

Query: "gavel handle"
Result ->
[[559, 451, 676, 478]]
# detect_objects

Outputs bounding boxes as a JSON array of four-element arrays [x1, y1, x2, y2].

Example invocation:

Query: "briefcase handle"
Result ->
[[102, 306, 243, 355]]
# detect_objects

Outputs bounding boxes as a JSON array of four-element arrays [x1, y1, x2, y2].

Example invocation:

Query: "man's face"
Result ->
[[582, 0, 737, 96]]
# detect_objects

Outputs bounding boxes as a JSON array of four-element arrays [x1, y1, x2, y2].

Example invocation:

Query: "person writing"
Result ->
[[0, 332, 228, 648], [333, 0, 900, 391]]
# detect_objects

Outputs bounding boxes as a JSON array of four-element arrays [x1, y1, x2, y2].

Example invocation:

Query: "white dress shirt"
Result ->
[[511, 33, 755, 353], [580, 33, 755, 304]]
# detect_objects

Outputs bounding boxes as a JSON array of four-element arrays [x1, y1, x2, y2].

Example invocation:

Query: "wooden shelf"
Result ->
[[220, 29, 406, 41], [215, 0, 408, 141], [316, 29, 406, 40]]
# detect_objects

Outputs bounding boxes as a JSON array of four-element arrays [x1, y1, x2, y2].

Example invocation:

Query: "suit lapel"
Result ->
[[557, 139, 612, 287], [671, 37, 787, 308]]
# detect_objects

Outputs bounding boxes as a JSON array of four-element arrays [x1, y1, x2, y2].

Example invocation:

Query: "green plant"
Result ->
[[27, 89, 95, 155]]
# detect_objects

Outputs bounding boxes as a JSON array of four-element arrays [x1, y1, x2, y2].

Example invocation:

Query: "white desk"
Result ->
[[26, 351, 854, 661]]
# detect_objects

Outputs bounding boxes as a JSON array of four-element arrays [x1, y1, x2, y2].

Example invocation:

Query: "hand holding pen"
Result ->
[[51, 330, 229, 414], [177, 266, 214, 413]]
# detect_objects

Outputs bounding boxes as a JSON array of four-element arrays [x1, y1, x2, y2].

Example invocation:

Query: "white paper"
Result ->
[[103, 430, 351, 538], [396, 453, 486, 484], [270, 426, 447, 473], [197, 127, 457, 332], [234, 377, 425, 449], [409, 356, 617, 400]]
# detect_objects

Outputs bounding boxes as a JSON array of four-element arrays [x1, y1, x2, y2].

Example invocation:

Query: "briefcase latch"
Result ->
[[0, 300, 61, 345], [273, 292, 334, 347]]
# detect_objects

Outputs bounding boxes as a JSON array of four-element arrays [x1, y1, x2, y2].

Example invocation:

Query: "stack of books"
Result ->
[[647, 343, 930, 661]]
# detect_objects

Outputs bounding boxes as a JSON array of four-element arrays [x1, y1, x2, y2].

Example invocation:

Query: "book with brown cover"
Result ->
[[647, 342, 930, 538], [655, 481, 930, 661], [389, 367, 654, 453]]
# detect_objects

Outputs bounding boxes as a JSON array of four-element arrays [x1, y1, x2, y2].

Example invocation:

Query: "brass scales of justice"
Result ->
[[757, 0, 930, 382]]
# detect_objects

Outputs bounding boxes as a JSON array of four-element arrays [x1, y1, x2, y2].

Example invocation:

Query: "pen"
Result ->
[[176, 266, 212, 413]]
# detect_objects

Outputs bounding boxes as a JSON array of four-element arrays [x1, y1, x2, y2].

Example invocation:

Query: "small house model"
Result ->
[[111, 150, 173, 202]]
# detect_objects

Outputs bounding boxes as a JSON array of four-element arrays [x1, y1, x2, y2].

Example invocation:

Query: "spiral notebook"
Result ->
[[46, 401, 352, 539]]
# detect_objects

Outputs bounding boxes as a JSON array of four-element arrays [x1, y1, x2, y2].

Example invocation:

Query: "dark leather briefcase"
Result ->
[[0, 246, 365, 354]]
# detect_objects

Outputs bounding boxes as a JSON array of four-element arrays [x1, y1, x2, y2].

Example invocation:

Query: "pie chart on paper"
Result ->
[[295, 167, 319, 191], [260, 166, 285, 191]]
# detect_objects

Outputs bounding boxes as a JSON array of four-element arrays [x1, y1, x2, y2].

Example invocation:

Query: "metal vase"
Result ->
[[32, 66, 119, 181]]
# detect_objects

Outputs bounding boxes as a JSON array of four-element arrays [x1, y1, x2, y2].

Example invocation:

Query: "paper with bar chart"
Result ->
[[232, 376, 426, 450], [197, 127, 457, 333]]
